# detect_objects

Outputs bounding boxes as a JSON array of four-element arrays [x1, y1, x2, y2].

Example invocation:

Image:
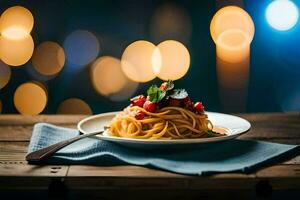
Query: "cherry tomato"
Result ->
[[143, 101, 157, 112], [194, 102, 204, 112], [135, 111, 145, 120], [131, 95, 146, 107]]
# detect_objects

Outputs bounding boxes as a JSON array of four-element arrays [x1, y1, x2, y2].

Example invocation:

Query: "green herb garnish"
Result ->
[[147, 85, 166, 103]]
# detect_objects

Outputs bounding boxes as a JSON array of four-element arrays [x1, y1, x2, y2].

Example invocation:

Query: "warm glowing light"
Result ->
[[210, 6, 254, 112], [154, 40, 190, 80], [63, 30, 100, 66], [0, 60, 11, 89], [91, 56, 127, 96], [150, 3, 191, 43], [32, 41, 65, 76], [216, 29, 251, 63], [90, 56, 139, 100], [210, 6, 254, 46], [151, 47, 162, 75], [13, 82, 47, 115], [210, 6, 254, 63], [0, 6, 34, 35], [1, 27, 29, 40], [0, 34, 34, 66], [121, 40, 157, 82], [57, 98, 92, 115], [266, 0, 299, 31]]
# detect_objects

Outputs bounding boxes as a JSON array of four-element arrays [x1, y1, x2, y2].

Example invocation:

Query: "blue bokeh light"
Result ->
[[63, 30, 100, 67], [266, 0, 299, 31]]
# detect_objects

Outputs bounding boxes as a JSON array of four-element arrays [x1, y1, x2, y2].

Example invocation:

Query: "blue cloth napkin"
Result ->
[[27, 123, 299, 175]]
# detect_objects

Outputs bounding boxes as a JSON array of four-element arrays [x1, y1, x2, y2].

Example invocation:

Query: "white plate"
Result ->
[[77, 111, 251, 148]]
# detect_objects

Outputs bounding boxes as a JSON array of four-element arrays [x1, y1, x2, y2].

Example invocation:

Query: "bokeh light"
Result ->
[[13, 82, 48, 115], [1, 27, 29, 40], [154, 40, 190, 80], [57, 98, 92, 115], [210, 6, 254, 63], [266, 0, 299, 31], [210, 6, 254, 112], [63, 30, 100, 66], [121, 40, 157, 82], [91, 56, 126, 95], [32, 41, 65, 76], [0, 34, 34, 66], [0, 60, 11, 89], [150, 3, 192, 44], [0, 6, 34, 36], [90, 56, 139, 100], [210, 6, 254, 45], [216, 29, 251, 63]]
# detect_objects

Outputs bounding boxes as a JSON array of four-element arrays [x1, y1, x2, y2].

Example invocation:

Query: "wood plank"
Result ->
[[64, 189, 257, 200], [0, 142, 28, 152], [238, 137, 300, 145], [67, 165, 186, 178], [0, 115, 87, 125], [239, 113, 300, 138], [256, 165, 300, 178], [0, 124, 78, 141], [0, 152, 26, 161], [0, 177, 56, 190], [256, 165, 300, 190], [0, 163, 68, 177], [65, 171, 256, 190]]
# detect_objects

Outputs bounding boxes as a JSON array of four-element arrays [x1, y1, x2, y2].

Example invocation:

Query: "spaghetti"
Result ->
[[108, 106, 223, 139]]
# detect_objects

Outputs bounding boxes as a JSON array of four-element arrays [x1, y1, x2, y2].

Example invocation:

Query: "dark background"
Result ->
[[0, 0, 300, 114]]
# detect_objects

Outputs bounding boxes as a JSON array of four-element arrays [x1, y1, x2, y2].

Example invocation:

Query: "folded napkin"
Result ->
[[27, 123, 299, 175]]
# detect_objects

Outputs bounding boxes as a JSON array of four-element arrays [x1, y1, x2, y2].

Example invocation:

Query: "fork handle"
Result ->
[[26, 131, 103, 162]]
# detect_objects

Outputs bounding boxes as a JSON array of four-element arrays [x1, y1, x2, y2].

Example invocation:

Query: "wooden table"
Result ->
[[0, 113, 300, 199]]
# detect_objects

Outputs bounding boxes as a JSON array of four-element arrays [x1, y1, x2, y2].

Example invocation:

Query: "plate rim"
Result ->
[[77, 111, 251, 144]]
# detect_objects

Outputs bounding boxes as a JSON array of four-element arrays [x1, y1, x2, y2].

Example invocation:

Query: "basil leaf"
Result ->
[[157, 90, 166, 102], [147, 85, 158, 96], [147, 85, 167, 103]]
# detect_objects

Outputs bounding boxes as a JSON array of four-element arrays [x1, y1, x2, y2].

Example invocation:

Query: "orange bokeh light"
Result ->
[[210, 6, 254, 63], [0, 6, 34, 35], [57, 98, 92, 115], [32, 41, 65, 76], [91, 56, 127, 96], [13, 82, 47, 115], [91, 56, 139, 100], [210, 6, 254, 45], [121, 40, 157, 82], [0, 34, 34, 66], [154, 40, 190, 81], [210, 6, 254, 112]]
